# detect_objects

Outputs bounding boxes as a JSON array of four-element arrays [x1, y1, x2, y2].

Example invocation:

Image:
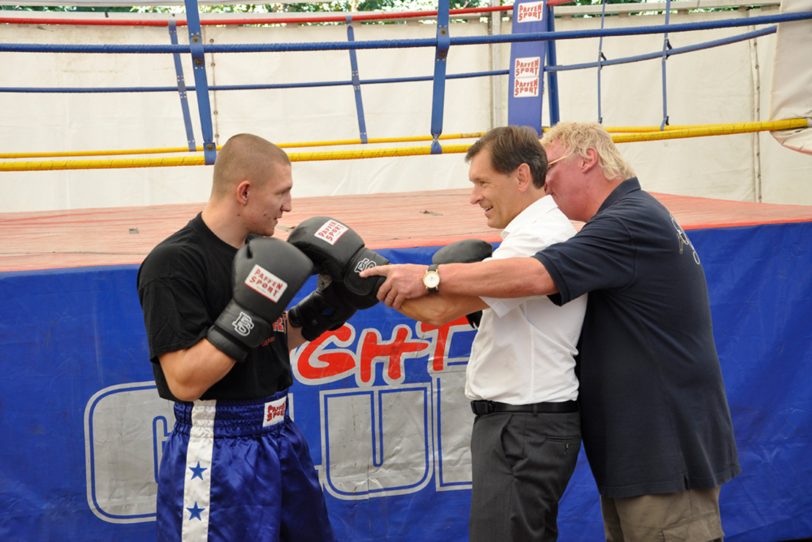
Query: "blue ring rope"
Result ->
[[0, 23, 775, 96], [549, 26, 776, 72], [0, 70, 509, 94], [0, 12, 808, 54], [0, 22, 773, 95]]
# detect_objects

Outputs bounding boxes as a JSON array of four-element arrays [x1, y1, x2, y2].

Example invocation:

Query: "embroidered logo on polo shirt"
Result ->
[[671, 215, 700, 265]]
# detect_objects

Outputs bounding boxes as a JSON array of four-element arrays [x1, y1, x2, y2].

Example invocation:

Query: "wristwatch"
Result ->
[[423, 264, 441, 293]]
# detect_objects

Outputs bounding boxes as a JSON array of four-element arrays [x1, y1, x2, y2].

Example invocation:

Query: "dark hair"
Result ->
[[465, 126, 548, 188]]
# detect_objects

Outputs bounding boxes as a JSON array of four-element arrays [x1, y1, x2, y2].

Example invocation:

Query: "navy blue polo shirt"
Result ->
[[536, 178, 740, 498]]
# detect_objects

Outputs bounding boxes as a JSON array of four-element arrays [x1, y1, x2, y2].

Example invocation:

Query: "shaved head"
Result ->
[[211, 134, 290, 199]]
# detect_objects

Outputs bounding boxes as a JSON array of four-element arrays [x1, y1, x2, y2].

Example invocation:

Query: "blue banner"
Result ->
[[1, 222, 811, 541]]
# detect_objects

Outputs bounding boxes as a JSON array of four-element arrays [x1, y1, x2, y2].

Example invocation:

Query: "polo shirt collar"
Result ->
[[596, 177, 640, 214]]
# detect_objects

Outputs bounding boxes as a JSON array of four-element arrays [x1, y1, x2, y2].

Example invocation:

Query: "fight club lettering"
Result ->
[[314, 219, 349, 245], [517, 1, 544, 23], [358, 326, 428, 384], [263, 397, 287, 427], [514, 57, 540, 98], [293, 317, 473, 385], [245, 264, 287, 303], [416, 317, 472, 372]]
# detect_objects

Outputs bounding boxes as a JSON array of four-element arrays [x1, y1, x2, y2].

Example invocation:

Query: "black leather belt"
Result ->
[[470, 400, 578, 416]]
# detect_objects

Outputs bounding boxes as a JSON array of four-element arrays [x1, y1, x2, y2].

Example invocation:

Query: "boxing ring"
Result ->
[[1, 1, 812, 541]]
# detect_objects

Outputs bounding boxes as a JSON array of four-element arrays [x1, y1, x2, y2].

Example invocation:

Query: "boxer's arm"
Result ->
[[286, 322, 307, 351], [158, 340, 236, 401]]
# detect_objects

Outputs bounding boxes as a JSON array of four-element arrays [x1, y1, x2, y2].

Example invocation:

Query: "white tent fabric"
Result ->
[[769, 0, 812, 155], [1, 3, 811, 212]]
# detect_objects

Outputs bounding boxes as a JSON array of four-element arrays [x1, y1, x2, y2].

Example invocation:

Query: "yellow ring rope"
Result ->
[[0, 133, 488, 160], [0, 119, 807, 172]]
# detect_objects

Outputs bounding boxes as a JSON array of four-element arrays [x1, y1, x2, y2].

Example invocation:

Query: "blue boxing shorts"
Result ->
[[157, 390, 335, 542]]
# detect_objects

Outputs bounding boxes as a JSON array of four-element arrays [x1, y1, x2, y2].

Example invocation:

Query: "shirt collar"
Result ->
[[502, 195, 558, 240], [596, 177, 640, 214]]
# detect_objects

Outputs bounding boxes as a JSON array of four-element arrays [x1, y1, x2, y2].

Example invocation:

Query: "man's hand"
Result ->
[[359, 263, 429, 309]]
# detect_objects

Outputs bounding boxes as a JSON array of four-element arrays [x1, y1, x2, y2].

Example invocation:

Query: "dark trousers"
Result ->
[[469, 410, 581, 542]]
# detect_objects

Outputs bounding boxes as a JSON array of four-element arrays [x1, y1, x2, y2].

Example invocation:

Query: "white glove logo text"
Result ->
[[232, 312, 255, 337], [354, 258, 377, 273]]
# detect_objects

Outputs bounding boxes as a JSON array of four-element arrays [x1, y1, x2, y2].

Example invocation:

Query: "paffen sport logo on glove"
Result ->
[[231, 312, 255, 337], [314, 219, 349, 245], [245, 264, 288, 302]]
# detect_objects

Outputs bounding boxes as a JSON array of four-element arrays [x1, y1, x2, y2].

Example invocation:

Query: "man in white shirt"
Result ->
[[395, 126, 587, 541]]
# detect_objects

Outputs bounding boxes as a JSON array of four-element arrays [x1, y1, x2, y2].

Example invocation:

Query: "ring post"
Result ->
[[596, 0, 609, 125], [346, 16, 369, 144], [660, 0, 673, 130], [183, 0, 217, 164], [430, 0, 451, 154], [545, 1, 560, 128], [167, 19, 197, 152]]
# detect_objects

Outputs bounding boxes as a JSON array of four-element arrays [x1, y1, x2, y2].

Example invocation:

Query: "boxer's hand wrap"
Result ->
[[207, 237, 313, 362]]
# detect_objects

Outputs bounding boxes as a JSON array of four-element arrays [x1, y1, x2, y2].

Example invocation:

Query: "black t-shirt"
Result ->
[[536, 178, 740, 498], [137, 213, 293, 401]]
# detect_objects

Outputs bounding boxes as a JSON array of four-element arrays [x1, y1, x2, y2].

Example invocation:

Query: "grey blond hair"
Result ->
[[541, 121, 635, 181]]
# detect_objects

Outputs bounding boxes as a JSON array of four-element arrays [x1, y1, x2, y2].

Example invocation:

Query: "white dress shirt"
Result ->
[[465, 195, 587, 404]]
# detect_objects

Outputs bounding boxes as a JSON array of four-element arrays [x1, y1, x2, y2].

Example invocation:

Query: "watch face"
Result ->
[[424, 271, 440, 289]]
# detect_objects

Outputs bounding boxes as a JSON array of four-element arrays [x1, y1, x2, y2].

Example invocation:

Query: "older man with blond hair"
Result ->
[[363, 122, 740, 541]]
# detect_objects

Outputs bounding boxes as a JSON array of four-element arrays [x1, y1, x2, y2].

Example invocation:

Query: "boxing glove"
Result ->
[[207, 237, 314, 361], [288, 276, 357, 341], [287, 216, 389, 308], [432, 239, 493, 329]]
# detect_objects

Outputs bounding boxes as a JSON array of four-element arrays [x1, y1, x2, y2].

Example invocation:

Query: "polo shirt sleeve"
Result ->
[[483, 227, 551, 318], [535, 214, 636, 306]]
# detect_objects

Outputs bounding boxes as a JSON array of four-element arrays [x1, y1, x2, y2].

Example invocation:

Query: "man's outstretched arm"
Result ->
[[360, 257, 556, 309], [399, 293, 487, 327]]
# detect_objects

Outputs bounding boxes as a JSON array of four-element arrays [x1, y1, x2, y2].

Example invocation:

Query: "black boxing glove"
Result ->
[[288, 276, 357, 341], [432, 239, 494, 329], [287, 216, 389, 308], [207, 237, 314, 361]]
